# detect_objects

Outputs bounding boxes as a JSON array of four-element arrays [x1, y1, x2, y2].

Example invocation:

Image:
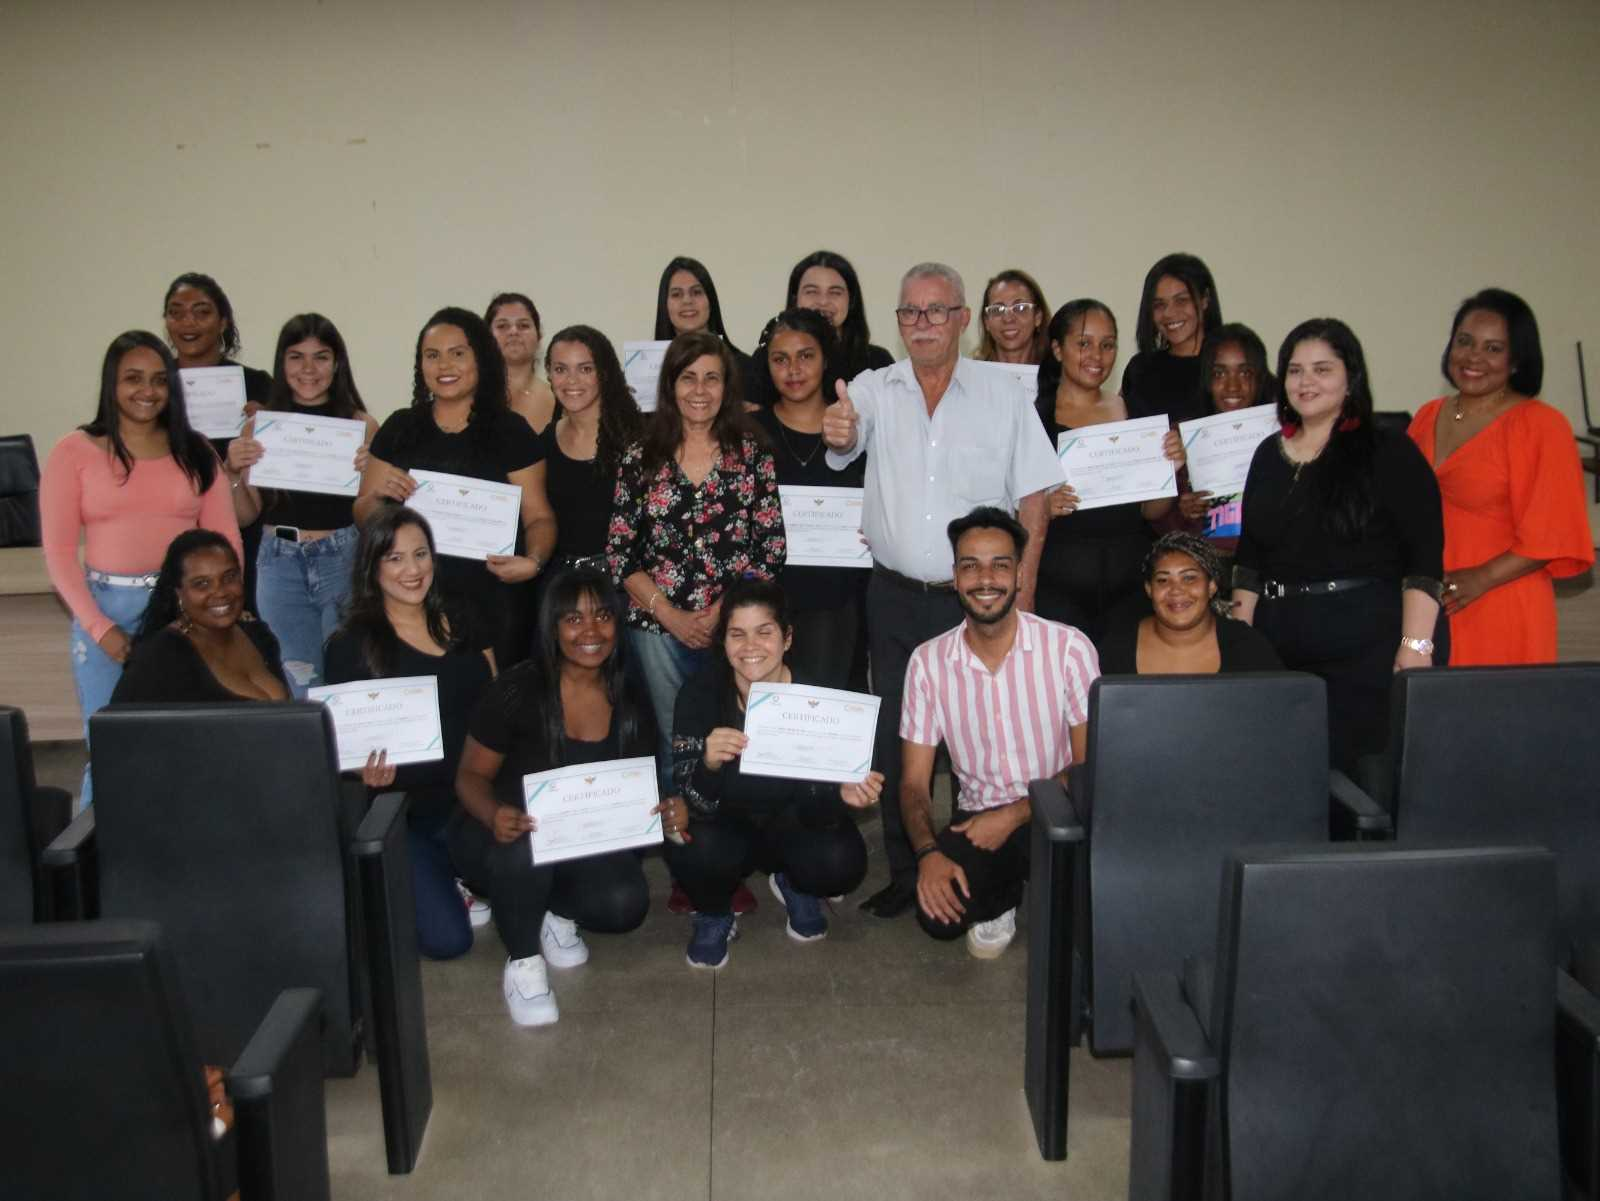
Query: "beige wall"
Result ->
[[5, 0, 1599, 498]]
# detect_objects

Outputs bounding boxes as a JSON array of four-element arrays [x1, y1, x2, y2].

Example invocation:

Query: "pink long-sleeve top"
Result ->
[[40, 430, 243, 641]]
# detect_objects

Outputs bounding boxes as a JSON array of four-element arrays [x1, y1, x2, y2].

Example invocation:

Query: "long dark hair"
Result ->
[[975, 269, 1051, 364], [543, 325, 644, 478], [1440, 287, 1544, 396], [653, 257, 741, 352], [751, 307, 842, 411], [393, 307, 508, 454], [1036, 300, 1117, 404], [266, 313, 367, 418], [639, 332, 757, 473], [162, 273, 242, 359], [337, 507, 461, 676], [1194, 322, 1279, 414], [785, 250, 875, 378], [82, 331, 218, 491], [1277, 318, 1378, 541], [712, 577, 792, 717], [1134, 253, 1222, 355], [137, 529, 238, 640]]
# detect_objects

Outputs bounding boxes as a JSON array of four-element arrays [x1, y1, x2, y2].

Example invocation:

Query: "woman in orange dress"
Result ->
[[1408, 288, 1592, 664]]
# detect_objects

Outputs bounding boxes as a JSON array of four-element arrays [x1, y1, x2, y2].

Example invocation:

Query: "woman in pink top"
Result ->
[[40, 330, 241, 805]]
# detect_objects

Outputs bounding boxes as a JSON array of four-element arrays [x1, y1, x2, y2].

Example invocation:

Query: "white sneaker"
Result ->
[[966, 907, 1017, 960], [540, 911, 590, 968], [457, 880, 491, 929], [503, 955, 559, 1026]]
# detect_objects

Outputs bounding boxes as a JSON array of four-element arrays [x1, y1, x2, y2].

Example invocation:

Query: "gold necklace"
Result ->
[[1453, 388, 1506, 422]]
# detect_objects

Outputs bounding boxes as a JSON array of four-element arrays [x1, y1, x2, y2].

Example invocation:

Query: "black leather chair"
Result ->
[[0, 919, 329, 1200], [1, 704, 73, 922], [43, 702, 433, 1174], [1127, 844, 1599, 1201], [1024, 674, 1386, 1159], [0, 433, 40, 547]]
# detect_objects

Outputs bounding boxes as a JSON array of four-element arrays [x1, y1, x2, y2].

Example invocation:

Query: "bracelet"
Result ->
[[647, 591, 662, 617], [1399, 636, 1434, 655], [914, 844, 938, 861]]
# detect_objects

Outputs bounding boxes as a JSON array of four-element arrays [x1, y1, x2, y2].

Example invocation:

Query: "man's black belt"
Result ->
[[872, 561, 956, 594]]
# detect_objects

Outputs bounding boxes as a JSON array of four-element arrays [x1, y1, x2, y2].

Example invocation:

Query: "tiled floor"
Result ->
[[27, 571, 1598, 1199]]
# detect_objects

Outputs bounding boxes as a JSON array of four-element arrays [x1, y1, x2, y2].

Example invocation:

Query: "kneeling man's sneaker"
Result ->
[[687, 912, 739, 970], [504, 954, 559, 1026], [966, 907, 1017, 960], [768, 872, 828, 942], [540, 911, 589, 968]]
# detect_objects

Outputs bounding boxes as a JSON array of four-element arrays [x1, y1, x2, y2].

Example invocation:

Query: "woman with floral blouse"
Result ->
[[607, 330, 787, 794]]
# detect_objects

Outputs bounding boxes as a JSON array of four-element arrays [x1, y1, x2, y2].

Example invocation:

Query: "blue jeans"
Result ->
[[410, 813, 472, 961], [69, 573, 154, 808], [626, 626, 709, 795], [255, 525, 358, 698]]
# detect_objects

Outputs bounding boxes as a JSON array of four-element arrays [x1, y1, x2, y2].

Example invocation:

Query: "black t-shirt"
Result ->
[[259, 399, 364, 531], [1097, 613, 1284, 674], [467, 659, 657, 809], [752, 406, 866, 612], [1121, 351, 1208, 427], [323, 621, 493, 822], [539, 420, 612, 560], [111, 619, 288, 704]]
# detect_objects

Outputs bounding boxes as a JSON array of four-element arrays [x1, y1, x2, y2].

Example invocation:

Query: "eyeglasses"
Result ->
[[895, 303, 964, 326], [982, 302, 1037, 319]]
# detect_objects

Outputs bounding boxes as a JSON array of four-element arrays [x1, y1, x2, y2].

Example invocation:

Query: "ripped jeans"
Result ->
[[69, 573, 155, 809], [254, 524, 359, 697]]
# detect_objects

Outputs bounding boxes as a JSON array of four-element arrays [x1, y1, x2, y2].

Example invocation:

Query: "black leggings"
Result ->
[[916, 818, 1030, 941], [448, 810, 649, 960], [664, 798, 868, 917]]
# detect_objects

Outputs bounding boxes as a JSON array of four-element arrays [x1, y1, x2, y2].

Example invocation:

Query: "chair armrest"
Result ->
[[353, 791, 407, 856], [41, 805, 94, 867], [28, 785, 72, 846], [1330, 769, 1392, 837], [1128, 972, 1217, 1201], [228, 988, 331, 1201], [229, 988, 325, 1097], [1559, 969, 1600, 1049], [1133, 972, 1219, 1082], [1028, 776, 1086, 844]]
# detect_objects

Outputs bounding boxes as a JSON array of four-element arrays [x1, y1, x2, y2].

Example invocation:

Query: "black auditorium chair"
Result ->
[[0, 919, 329, 1201], [1, 704, 73, 922], [1127, 844, 1600, 1201], [0, 433, 41, 547], [43, 701, 433, 1175], [1024, 673, 1386, 1160]]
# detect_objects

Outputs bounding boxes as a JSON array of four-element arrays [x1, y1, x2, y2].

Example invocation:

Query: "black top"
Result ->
[[111, 619, 288, 704], [1034, 396, 1155, 578], [468, 659, 658, 809], [752, 405, 866, 612], [1121, 351, 1208, 426], [1097, 614, 1284, 674], [1234, 430, 1444, 589], [258, 399, 363, 531], [670, 664, 848, 820], [538, 420, 611, 560], [323, 623, 493, 822]]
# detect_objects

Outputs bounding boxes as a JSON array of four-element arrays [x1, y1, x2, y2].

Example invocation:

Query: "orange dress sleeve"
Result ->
[[1503, 401, 1593, 579]]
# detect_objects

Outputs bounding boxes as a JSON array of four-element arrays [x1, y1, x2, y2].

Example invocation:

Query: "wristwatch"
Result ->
[[1399, 637, 1434, 655]]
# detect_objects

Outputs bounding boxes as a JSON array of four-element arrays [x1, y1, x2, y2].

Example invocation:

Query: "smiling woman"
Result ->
[[1120, 253, 1224, 427]]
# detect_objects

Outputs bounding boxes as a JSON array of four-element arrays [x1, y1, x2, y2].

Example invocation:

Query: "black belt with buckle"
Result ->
[[872, 561, 956, 594], [1259, 576, 1379, 600]]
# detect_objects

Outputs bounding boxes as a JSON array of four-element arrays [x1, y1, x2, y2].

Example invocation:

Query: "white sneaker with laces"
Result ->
[[503, 954, 559, 1026], [966, 907, 1017, 960], [540, 911, 590, 968], [457, 880, 491, 929]]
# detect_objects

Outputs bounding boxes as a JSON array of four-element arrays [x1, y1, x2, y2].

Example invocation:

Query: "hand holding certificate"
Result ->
[[248, 412, 368, 497], [405, 469, 523, 560], [181, 366, 248, 438], [622, 341, 670, 413], [1056, 415, 1178, 510], [307, 676, 443, 771], [778, 486, 870, 568], [1177, 406, 1279, 497], [740, 682, 881, 784], [524, 757, 662, 865]]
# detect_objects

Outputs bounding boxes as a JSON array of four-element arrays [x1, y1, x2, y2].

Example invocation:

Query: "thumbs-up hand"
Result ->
[[822, 378, 859, 451]]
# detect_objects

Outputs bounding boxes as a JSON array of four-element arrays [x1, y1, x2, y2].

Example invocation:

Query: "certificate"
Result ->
[[1056, 415, 1177, 510], [405, 470, 522, 560], [180, 366, 248, 438], [740, 682, 881, 784], [969, 359, 1039, 398], [1177, 406, 1279, 497], [622, 340, 671, 413], [778, 486, 869, 569], [248, 412, 366, 497], [306, 676, 443, 772], [524, 757, 662, 865]]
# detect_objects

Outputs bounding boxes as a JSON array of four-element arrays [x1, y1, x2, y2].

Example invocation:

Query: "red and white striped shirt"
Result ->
[[901, 611, 1099, 812]]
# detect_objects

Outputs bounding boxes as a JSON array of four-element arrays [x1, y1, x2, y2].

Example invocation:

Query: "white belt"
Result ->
[[86, 569, 158, 587]]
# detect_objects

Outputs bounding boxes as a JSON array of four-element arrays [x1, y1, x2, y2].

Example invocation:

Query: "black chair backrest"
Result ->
[[1085, 673, 1329, 1055], [0, 433, 41, 547], [1, 706, 37, 922], [1388, 664, 1600, 959], [90, 702, 354, 1069], [0, 919, 227, 1200], [1213, 844, 1559, 1201]]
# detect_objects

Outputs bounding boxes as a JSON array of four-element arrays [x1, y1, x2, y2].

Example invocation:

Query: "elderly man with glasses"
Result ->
[[822, 261, 1062, 918]]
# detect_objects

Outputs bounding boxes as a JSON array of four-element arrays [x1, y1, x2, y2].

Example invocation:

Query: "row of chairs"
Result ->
[[1020, 663, 1600, 1197]]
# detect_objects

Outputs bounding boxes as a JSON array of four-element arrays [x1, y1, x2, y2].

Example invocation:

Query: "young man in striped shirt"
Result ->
[[899, 506, 1099, 958]]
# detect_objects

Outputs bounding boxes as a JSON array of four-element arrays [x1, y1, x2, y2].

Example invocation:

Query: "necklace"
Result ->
[[773, 416, 822, 468], [1276, 433, 1322, 482], [1452, 388, 1507, 422]]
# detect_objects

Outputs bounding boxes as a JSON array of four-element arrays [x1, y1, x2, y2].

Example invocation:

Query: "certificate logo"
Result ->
[[584, 776, 596, 785], [367, 692, 380, 700], [807, 699, 820, 708], [1108, 435, 1120, 443]]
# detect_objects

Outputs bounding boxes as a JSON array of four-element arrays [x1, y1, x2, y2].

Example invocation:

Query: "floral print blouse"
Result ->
[[606, 434, 787, 633]]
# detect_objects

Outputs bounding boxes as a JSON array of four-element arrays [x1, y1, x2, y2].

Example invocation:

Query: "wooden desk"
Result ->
[[0, 547, 82, 741]]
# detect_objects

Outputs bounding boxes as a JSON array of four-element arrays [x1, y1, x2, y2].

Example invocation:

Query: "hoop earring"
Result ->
[[176, 605, 193, 634]]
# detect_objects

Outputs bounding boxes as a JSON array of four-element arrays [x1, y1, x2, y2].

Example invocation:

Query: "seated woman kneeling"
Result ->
[[665, 578, 883, 970], [455, 566, 655, 1026], [1098, 531, 1281, 674], [112, 529, 289, 703]]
